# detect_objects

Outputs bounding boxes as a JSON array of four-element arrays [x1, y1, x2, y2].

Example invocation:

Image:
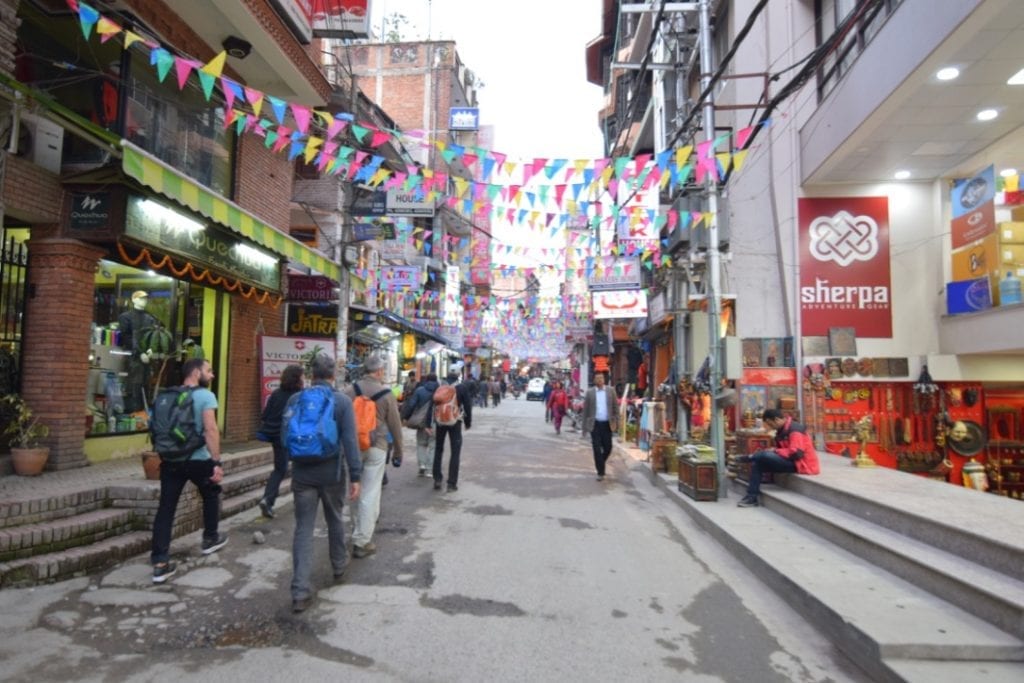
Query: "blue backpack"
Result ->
[[281, 386, 339, 462]]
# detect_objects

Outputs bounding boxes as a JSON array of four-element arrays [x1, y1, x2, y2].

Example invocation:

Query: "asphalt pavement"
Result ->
[[0, 394, 869, 682]]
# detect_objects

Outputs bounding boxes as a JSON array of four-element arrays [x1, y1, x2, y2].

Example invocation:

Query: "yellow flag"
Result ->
[[200, 51, 227, 78], [303, 136, 324, 164]]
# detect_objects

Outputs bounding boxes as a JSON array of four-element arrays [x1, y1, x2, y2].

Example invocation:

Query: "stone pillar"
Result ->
[[21, 238, 104, 470]]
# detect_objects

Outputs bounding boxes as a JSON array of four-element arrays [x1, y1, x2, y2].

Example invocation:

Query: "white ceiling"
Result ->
[[809, 0, 1024, 184]]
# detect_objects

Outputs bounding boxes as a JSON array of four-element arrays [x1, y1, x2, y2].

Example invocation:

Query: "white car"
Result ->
[[526, 378, 546, 401]]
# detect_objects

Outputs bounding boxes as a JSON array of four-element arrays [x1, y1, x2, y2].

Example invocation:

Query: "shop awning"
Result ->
[[120, 141, 340, 280], [378, 310, 450, 346]]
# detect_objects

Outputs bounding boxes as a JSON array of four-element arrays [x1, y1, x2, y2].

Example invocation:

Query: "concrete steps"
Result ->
[[0, 444, 280, 587], [647, 453, 1024, 683]]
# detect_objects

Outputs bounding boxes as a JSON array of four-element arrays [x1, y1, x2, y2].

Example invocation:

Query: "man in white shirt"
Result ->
[[582, 372, 619, 481]]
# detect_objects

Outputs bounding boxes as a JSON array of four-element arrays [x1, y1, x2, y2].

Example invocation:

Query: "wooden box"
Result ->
[[678, 457, 718, 501], [735, 431, 774, 485], [650, 436, 676, 473]]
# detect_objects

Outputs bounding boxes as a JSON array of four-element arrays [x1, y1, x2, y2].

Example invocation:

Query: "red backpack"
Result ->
[[433, 384, 462, 426]]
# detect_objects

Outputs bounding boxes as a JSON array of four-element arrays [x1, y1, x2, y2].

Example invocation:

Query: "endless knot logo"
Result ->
[[808, 210, 879, 267]]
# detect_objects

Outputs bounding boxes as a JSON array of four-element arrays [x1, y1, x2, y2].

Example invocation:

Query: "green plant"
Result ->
[[0, 394, 50, 448]]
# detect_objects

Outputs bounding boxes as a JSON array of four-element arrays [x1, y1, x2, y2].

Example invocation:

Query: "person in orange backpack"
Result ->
[[432, 371, 472, 492]]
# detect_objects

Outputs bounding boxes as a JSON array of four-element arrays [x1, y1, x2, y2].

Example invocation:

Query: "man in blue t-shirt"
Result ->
[[151, 358, 228, 584]]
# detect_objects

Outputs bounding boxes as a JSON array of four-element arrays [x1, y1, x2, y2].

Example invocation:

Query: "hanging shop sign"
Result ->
[[951, 165, 996, 250], [588, 256, 642, 291], [287, 303, 339, 338], [351, 188, 387, 216], [258, 335, 336, 407], [287, 274, 338, 301], [69, 192, 112, 230], [648, 291, 667, 325], [311, 0, 370, 39], [386, 188, 435, 217], [449, 107, 480, 130], [379, 265, 420, 290], [798, 196, 892, 338], [592, 289, 648, 319], [61, 185, 126, 242], [125, 195, 280, 291], [470, 224, 492, 285], [352, 219, 397, 242]]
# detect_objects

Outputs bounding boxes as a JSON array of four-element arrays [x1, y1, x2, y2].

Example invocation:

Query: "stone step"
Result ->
[[651, 472, 1024, 683], [0, 487, 106, 530], [222, 479, 291, 519], [0, 507, 134, 563], [766, 487, 1024, 640], [0, 531, 151, 588]]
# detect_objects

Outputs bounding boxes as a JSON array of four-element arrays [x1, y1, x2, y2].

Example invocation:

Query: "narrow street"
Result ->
[[0, 398, 866, 683]]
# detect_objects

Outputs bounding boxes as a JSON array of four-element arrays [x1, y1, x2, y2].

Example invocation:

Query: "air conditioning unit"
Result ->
[[665, 192, 701, 254], [16, 113, 63, 174], [692, 198, 730, 251]]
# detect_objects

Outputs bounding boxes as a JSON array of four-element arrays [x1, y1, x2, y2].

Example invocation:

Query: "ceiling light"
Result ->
[[977, 109, 999, 121], [1008, 67, 1024, 85], [936, 67, 959, 81], [894, 170, 911, 180], [1000, 168, 1018, 177]]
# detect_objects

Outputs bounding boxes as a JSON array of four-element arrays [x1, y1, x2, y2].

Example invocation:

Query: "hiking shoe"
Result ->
[[258, 499, 275, 519], [596, 474, 605, 481], [292, 596, 313, 613], [433, 480, 442, 490], [152, 562, 177, 584], [201, 533, 229, 555], [446, 483, 458, 492], [352, 542, 377, 558], [737, 495, 759, 508]]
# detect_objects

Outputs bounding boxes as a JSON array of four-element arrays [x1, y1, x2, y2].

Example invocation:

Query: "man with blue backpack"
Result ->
[[282, 352, 362, 613]]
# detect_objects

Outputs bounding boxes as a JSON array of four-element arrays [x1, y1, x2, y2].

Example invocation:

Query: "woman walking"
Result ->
[[257, 364, 304, 518], [547, 381, 569, 435]]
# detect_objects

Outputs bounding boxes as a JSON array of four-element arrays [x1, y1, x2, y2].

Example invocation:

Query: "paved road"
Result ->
[[0, 395, 868, 682]]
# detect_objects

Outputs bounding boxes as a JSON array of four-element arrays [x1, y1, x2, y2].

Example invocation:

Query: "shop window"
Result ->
[[88, 259, 204, 437], [0, 228, 29, 395]]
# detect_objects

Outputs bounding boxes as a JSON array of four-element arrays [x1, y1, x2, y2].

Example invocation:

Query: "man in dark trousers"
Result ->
[[734, 408, 820, 507], [433, 371, 472, 492], [582, 371, 619, 481]]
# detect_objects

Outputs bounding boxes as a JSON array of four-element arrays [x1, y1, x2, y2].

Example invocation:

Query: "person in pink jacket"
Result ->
[[734, 408, 820, 507]]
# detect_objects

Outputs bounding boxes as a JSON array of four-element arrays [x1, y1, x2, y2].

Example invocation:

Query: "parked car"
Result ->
[[526, 378, 546, 401]]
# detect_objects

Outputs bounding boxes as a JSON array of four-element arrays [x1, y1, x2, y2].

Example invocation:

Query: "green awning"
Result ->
[[121, 141, 340, 280]]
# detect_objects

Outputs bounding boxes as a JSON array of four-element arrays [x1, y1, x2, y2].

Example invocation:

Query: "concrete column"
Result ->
[[22, 237, 105, 470]]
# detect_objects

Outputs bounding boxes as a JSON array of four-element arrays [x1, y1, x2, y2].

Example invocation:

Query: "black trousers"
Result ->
[[151, 459, 221, 564], [434, 421, 463, 485], [591, 421, 613, 475]]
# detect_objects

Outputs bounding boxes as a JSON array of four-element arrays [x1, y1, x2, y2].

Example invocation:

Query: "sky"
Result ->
[[368, 0, 606, 163]]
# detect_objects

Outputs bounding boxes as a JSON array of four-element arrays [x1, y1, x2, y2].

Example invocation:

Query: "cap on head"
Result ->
[[131, 290, 148, 301], [364, 355, 384, 373]]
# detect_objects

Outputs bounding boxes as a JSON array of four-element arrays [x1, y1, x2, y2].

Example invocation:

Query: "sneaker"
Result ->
[[418, 467, 427, 477], [201, 533, 229, 555], [258, 499, 275, 519], [352, 542, 377, 558], [446, 483, 458, 492], [737, 495, 759, 508], [596, 474, 605, 481], [433, 480, 442, 490], [292, 596, 313, 613], [152, 562, 177, 584]]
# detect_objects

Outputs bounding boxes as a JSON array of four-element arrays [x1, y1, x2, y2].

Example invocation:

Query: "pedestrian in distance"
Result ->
[[543, 379, 553, 422], [402, 372, 439, 476], [582, 371, 619, 481], [343, 355, 404, 559], [489, 377, 501, 407], [734, 408, 820, 508], [433, 371, 473, 492], [547, 380, 569, 435], [257, 364, 304, 519], [286, 352, 362, 613], [150, 358, 227, 584], [400, 371, 417, 404]]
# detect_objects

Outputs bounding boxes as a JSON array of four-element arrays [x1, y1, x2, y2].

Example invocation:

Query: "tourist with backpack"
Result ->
[[432, 372, 472, 492], [149, 358, 227, 584], [284, 352, 362, 613], [342, 354, 404, 559], [257, 364, 304, 519], [401, 372, 439, 477]]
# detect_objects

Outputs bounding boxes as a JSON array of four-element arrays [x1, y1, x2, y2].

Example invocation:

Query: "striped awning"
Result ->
[[120, 141, 340, 280]]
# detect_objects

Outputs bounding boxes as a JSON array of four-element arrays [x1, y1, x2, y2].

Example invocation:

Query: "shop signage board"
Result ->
[[352, 220, 396, 242], [951, 165, 996, 250], [386, 188, 435, 217], [69, 192, 112, 230], [273, 0, 370, 41], [946, 277, 992, 315], [470, 220, 492, 285], [258, 335, 336, 407], [125, 195, 280, 291], [589, 256, 642, 291], [797, 196, 892, 338], [287, 303, 338, 338], [951, 233, 998, 282], [287, 274, 338, 301], [350, 188, 387, 216], [592, 289, 648, 319], [379, 265, 420, 290], [449, 107, 480, 130]]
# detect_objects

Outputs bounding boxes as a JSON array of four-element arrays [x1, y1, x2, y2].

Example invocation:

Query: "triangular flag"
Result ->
[[174, 57, 199, 90], [200, 51, 227, 78], [197, 72, 216, 101], [124, 30, 145, 49], [291, 104, 312, 134], [76, 2, 100, 40], [96, 16, 121, 42], [244, 87, 264, 117]]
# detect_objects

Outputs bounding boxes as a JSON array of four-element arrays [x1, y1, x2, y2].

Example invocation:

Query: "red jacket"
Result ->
[[774, 417, 820, 475], [547, 389, 568, 411]]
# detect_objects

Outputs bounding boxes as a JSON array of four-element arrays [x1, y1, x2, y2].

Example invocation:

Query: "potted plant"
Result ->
[[1, 394, 51, 476]]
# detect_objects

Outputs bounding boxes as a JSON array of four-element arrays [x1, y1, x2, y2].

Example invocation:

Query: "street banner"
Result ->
[[951, 165, 996, 249], [258, 336, 336, 407], [798, 196, 892, 337], [592, 289, 648, 319]]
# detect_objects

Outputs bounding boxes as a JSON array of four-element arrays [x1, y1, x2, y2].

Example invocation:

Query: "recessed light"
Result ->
[[1000, 168, 1018, 177], [1008, 67, 1024, 85], [977, 109, 999, 121], [936, 67, 960, 81], [894, 170, 911, 180]]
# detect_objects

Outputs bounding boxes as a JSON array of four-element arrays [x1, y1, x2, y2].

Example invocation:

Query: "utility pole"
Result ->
[[698, 0, 726, 495]]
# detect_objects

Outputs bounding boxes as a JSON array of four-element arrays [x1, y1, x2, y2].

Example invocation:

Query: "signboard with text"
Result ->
[[592, 289, 648, 319], [257, 336, 336, 407], [798, 196, 892, 337], [951, 165, 996, 250], [386, 188, 435, 217], [588, 256, 641, 291], [286, 303, 338, 338], [287, 274, 338, 302]]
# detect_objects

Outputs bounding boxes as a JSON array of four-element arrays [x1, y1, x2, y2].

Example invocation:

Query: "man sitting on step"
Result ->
[[735, 408, 820, 508]]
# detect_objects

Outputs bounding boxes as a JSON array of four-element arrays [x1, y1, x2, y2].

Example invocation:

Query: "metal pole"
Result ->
[[698, 0, 726, 496], [335, 204, 350, 381]]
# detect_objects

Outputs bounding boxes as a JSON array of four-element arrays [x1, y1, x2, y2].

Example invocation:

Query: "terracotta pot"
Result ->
[[11, 447, 50, 476], [141, 451, 162, 480]]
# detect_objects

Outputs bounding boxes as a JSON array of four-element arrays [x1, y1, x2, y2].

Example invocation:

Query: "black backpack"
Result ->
[[150, 386, 206, 461]]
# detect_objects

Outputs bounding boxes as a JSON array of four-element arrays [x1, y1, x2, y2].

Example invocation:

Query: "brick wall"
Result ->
[[21, 238, 106, 470], [223, 294, 286, 443], [234, 135, 292, 230], [3, 156, 63, 224]]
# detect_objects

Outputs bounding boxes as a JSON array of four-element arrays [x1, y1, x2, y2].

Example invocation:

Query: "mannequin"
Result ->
[[118, 291, 157, 413]]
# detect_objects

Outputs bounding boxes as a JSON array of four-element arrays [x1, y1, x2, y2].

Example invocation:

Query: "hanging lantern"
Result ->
[[402, 333, 416, 359]]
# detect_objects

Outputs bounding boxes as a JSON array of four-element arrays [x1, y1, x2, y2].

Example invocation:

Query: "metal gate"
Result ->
[[0, 231, 27, 394]]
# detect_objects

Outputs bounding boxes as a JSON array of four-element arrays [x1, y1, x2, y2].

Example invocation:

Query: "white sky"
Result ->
[[368, 0, 606, 163]]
